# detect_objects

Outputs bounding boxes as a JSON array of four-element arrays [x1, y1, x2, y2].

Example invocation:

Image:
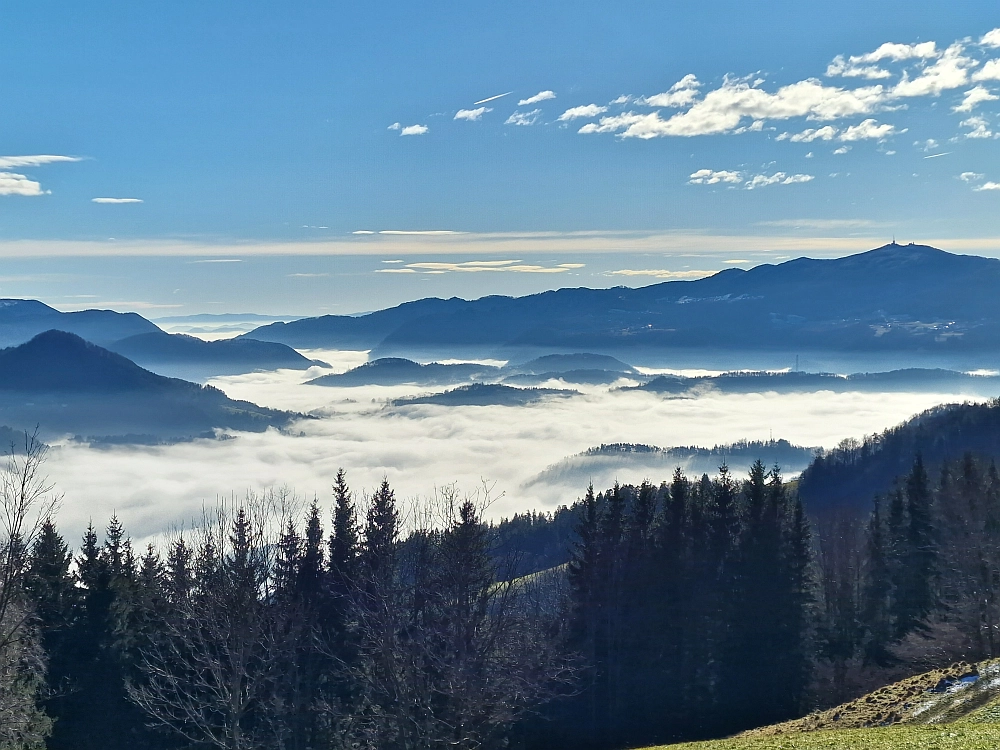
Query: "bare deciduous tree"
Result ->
[[350, 484, 574, 750], [128, 497, 293, 750], [0, 431, 58, 748]]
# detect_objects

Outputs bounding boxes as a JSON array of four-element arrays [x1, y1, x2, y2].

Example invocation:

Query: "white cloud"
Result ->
[[92, 197, 143, 204], [0, 155, 82, 169], [826, 42, 939, 79], [389, 123, 429, 135], [838, 119, 901, 141], [608, 269, 714, 279], [981, 29, 1000, 48], [0, 172, 46, 196], [856, 41, 940, 63], [891, 43, 977, 98], [953, 85, 998, 112], [638, 74, 702, 107], [557, 104, 607, 122], [745, 172, 814, 189], [378, 230, 461, 235], [973, 59, 1000, 81], [518, 90, 556, 106], [826, 56, 892, 80], [0, 155, 83, 197], [777, 125, 839, 142], [382, 259, 574, 274], [732, 120, 764, 134], [833, 146, 850, 154], [608, 78, 888, 138], [688, 169, 813, 188], [610, 95, 631, 105], [454, 107, 491, 121], [578, 112, 650, 134], [688, 169, 743, 185], [974, 181, 1000, 190], [959, 171, 985, 182], [505, 109, 541, 126], [961, 115, 994, 138]]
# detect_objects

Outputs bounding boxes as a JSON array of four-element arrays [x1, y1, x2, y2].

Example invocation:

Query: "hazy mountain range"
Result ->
[[0, 331, 293, 441], [0, 300, 324, 379], [243, 244, 1000, 365]]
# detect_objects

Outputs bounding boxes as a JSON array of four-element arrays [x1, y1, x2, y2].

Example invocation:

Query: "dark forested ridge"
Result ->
[[799, 399, 1000, 514], [0, 331, 293, 440], [244, 244, 1000, 358]]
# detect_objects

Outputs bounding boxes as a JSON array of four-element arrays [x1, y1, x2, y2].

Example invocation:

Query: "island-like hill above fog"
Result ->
[[242, 243, 1000, 358], [0, 330, 293, 441], [107, 330, 327, 379], [307, 352, 638, 387]]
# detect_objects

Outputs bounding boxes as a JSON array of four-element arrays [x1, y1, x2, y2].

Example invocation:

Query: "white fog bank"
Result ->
[[41, 354, 982, 544]]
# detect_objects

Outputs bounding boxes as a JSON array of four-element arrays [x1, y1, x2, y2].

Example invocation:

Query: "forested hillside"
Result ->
[[5, 401, 1000, 748]]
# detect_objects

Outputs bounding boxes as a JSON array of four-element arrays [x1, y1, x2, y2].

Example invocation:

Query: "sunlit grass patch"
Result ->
[[651, 723, 1000, 749]]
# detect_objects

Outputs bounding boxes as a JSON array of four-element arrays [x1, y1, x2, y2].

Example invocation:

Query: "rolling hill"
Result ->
[[108, 330, 328, 379], [307, 357, 500, 386], [0, 298, 160, 347], [0, 330, 294, 440], [243, 244, 1000, 363]]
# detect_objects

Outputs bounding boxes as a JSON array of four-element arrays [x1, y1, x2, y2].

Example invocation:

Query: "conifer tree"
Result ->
[[862, 497, 894, 665], [329, 468, 359, 592], [164, 536, 193, 604], [897, 454, 936, 636]]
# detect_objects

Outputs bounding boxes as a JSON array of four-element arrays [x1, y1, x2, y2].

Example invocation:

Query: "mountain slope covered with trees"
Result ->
[[244, 244, 1000, 359]]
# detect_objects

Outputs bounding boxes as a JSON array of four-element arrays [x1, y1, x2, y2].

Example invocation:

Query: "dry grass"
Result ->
[[646, 659, 1000, 750]]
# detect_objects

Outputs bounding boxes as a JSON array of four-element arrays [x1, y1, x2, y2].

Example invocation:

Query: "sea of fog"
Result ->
[[40, 348, 988, 544]]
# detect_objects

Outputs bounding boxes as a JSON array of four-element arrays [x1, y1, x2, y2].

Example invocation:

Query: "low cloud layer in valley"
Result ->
[[36, 351, 987, 545]]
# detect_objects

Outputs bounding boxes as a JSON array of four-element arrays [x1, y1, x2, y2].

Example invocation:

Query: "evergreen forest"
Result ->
[[5, 404, 1000, 750]]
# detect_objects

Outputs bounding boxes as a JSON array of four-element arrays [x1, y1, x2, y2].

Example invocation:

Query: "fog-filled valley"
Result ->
[[27, 343, 990, 543]]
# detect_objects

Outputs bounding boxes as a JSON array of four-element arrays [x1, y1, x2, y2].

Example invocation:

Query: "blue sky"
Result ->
[[3, 1, 1000, 315]]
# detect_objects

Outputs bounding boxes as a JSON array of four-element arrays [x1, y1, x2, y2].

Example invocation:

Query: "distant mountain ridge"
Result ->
[[630, 368, 1000, 396], [0, 331, 293, 440], [243, 244, 1000, 359], [0, 299, 327, 378], [0, 299, 159, 347]]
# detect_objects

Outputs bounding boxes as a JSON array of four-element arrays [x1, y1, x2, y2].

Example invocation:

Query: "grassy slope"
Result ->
[[648, 660, 1000, 750], [655, 724, 1000, 749]]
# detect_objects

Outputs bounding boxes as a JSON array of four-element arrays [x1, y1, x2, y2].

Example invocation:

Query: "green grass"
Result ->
[[649, 723, 1000, 749]]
